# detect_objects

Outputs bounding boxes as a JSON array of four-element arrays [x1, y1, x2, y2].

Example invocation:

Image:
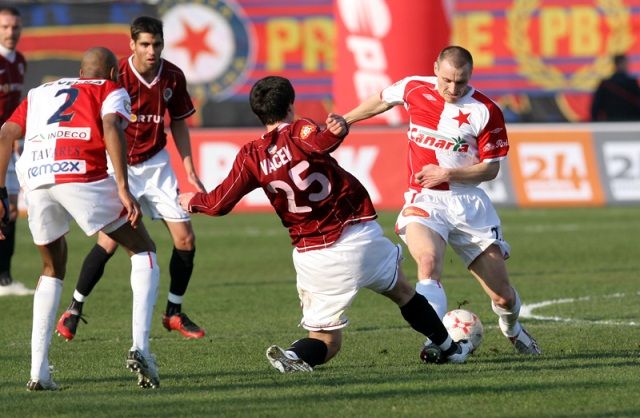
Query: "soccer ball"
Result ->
[[442, 309, 484, 351]]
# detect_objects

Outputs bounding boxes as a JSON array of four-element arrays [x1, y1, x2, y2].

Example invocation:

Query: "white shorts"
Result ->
[[117, 149, 189, 222], [292, 221, 402, 331], [396, 188, 511, 267], [6, 153, 20, 195], [24, 177, 127, 245]]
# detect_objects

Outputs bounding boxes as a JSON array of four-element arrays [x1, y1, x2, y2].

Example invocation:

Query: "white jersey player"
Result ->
[[0, 47, 161, 390], [344, 45, 540, 355]]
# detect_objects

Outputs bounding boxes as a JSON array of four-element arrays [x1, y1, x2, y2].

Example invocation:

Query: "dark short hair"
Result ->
[[613, 54, 627, 67], [131, 16, 163, 41], [249, 76, 295, 125], [438, 45, 474, 70], [0, 6, 20, 17]]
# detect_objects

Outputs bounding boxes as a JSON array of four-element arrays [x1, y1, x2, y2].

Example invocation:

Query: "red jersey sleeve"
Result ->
[[167, 66, 195, 120], [476, 102, 509, 162], [188, 143, 260, 215], [290, 118, 345, 154], [7, 98, 27, 133]]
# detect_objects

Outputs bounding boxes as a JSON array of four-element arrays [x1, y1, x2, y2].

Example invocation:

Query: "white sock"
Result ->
[[73, 289, 86, 303], [492, 288, 522, 338], [168, 292, 183, 305], [130, 252, 160, 357], [31, 276, 63, 381], [416, 279, 448, 319]]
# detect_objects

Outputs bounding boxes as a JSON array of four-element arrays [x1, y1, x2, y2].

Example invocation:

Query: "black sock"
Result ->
[[67, 298, 84, 314], [169, 247, 195, 296], [166, 301, 181, 316], [288, 338, 328, 367], [0, 219, 16, 277], [400, 293, 450, 346], [75, 244, 115, 297]]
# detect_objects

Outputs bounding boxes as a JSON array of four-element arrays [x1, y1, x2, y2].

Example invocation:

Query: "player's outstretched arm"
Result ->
[[343, 93, 394, 126], [103, 113, 141, 227], [170, 119, 206, 193]]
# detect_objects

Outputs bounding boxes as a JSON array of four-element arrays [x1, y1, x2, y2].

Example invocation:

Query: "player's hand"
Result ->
[[118, 189, 142, 228], [186, 172, 206, 193], [414, 164, 450, 188], [326, 113, 348, 136], [178, 192, 196, 212]]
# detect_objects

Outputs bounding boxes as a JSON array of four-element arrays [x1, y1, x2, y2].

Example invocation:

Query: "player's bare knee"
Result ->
[[415, 253, 438, 276], [172, 232, 195, 250]]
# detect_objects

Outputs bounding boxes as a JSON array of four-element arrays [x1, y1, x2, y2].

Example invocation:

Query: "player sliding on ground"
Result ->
[[179, 76, 472, 372]]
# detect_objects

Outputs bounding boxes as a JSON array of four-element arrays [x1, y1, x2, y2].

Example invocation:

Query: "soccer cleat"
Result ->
[[266, 345, 313, 373], [56, 310, 87, 341], [509, 327, 541, 355], [0, 278, 35, 297], [26, 378, 58, 391], [162, 312, 205, 339], [126, 350, 160, 389], [420, 339, 473, 364]]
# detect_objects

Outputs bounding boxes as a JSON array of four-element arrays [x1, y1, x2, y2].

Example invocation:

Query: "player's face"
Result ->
[[0, 12, 22, 51], [434, 59, 472, 103], [130, 32, 164, 75]]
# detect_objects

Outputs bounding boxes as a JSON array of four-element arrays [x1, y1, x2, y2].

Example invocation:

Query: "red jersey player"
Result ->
[[57, 16, 206, 342], [0, 6, 32, 296], [345, 45, 540, 355], [0, 47, 160, 390], [179, 76, 471, 372]]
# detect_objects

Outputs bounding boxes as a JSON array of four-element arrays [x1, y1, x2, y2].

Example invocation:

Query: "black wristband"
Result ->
[[0, 187, 7, 199]]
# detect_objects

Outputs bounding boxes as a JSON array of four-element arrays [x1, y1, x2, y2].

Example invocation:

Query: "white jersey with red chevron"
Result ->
[[11, 77, 130, 192], [381, 76, 509, 191]]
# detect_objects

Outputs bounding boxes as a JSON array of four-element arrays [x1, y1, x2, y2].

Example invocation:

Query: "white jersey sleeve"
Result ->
[[381, 76, 434, 105], [101, 87, 131, 129]]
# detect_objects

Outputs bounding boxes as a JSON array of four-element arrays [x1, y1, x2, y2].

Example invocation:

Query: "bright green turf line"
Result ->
[[1, 207, 639, 417]]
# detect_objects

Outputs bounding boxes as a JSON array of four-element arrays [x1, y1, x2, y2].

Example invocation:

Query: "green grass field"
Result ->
[[1, 207, 639, 417]]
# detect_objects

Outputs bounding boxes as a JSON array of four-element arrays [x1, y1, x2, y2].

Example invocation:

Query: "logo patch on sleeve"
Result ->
[[402, 206, 430, 218], [300, 125, 314, 139]]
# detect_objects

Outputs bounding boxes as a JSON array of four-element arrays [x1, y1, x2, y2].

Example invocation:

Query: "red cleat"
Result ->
[[56, 310, 86, 341], [162, 312, 205, 339]]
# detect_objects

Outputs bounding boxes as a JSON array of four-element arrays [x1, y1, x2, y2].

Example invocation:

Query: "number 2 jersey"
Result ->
[[9, 78, 131, 191], [188, 119, 377, 251], [381, 76, 510, 192]]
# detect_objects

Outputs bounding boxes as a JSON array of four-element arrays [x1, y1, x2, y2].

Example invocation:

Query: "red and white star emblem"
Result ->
[[453, 110, 471, 127]]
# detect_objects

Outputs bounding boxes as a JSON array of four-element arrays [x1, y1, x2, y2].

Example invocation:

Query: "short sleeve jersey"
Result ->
[[119, 56, 195, 165], [189, 119, 377, 251], [9, 78, 131, 191], [381, 76, 509, 191], [0, 51, 26, 125]]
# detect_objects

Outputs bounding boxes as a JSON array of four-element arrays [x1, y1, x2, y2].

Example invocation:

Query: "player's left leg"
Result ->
[[162, 219, 204, 339], [266, 330, 336, 373], [469, 245, 541, 354]]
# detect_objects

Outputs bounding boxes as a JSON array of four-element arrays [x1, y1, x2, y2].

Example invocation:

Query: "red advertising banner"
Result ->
[[333, 0, 451, 124]]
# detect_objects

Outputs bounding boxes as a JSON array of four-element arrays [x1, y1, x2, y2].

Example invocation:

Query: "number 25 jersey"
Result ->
[[189, 119, 377, 251]]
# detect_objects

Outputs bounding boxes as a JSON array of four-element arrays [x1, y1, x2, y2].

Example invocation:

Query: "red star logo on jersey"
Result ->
[[172, 20, 217, 66], [453, 110, 471, 127]]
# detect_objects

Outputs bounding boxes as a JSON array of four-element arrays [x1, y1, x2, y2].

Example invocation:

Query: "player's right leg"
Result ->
[[107, 221, 160, 388], [56, 232, 118, 341], [28, 238, 68, 391], [383, 270, 472, 364]]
